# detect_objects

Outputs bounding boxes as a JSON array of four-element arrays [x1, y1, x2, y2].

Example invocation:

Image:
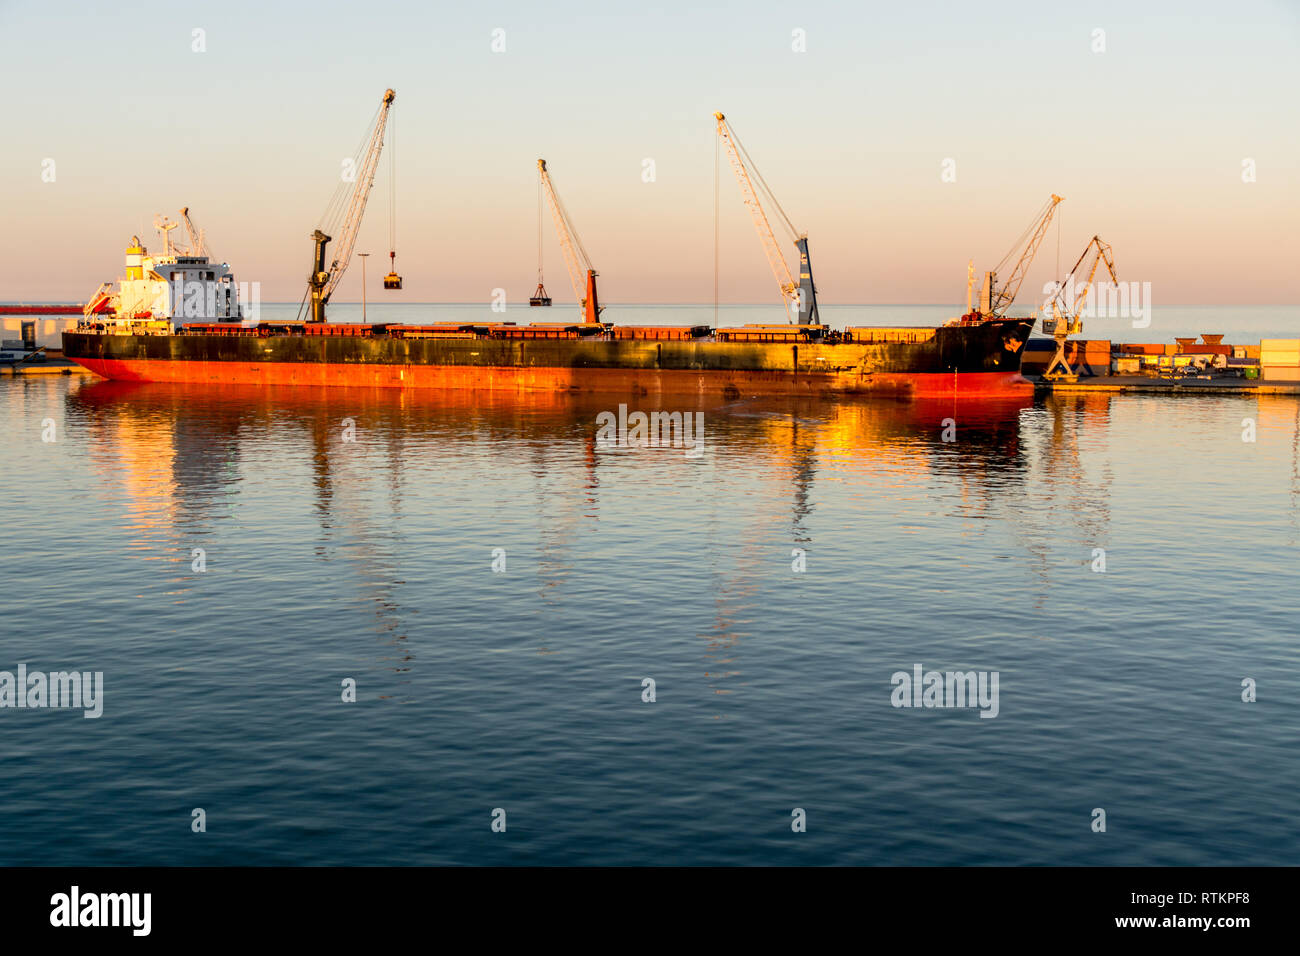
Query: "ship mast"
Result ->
[[153, 214, 180, 257]]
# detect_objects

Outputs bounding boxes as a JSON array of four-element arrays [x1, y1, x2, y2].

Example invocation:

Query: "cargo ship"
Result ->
[[63, 235, 1034, 398]]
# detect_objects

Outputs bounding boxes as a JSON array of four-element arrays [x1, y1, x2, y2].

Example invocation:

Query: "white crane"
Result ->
[[179, 206, 209, 258], [305, 89, 396, 323], [714, 112, 819, 325]]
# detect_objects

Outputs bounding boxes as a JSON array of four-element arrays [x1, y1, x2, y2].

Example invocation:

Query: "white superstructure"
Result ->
[[82, 212, 243, 332]]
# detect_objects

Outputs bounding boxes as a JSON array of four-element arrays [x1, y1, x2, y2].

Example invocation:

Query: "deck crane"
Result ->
[[304, 88, 396, 323], [537, 159, 601, 324], [975, 194, 1063, 318], [714, 112, 819, 325], [1041, 235, 1117, 380], [179, 207, 209, 258]]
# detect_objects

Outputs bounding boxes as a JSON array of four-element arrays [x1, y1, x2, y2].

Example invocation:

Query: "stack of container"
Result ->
[[1020, 339, 1113, 376], [1070, 340, 1113, 376], [1019, 339, 1056, 375], [1260, 339, 1300, 381]]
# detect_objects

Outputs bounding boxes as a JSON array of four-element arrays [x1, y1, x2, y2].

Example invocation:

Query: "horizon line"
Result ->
[[4, 301, 1296, 309]]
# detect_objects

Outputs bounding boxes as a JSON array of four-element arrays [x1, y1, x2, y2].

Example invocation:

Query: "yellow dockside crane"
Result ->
[[537, 159, 602, 324], [1042, 236, 1118, 380]]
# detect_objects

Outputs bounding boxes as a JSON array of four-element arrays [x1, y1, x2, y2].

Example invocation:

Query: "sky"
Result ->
[[1, 0, 1297, 306]]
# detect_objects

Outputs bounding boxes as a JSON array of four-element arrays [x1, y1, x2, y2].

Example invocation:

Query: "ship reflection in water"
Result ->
[[65, 380, 1037, 703]]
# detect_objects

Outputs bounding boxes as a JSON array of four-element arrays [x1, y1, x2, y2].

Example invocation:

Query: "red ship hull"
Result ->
[[69, 355, 1030, 398]]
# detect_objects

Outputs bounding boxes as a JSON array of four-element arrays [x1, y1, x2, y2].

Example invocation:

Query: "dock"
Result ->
[[1, 350, 93, 377], [1024, 334, 1300, 396], [1031, 374, 1300, 396]]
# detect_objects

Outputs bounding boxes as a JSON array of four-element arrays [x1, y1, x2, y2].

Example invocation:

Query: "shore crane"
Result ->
[[304, 88, 396, 323], [974, 194, 1063, 318], [714, 112, 819, 325], [537, 159, 601, 324], [1041, 235, 1117, 380]]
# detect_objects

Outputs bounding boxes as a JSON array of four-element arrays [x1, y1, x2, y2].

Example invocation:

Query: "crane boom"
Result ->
[[714, 112, 818, 325], [1050, 236, 1117, 328], [306, 88, 395, 323], [982, 194, 1063, 316], [538, 159, 600, 324]]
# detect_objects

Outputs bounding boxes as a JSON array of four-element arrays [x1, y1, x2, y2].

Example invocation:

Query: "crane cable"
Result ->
[[548, 167, 594, 272], [388, 110, 396, 259], [537, 172, 543, 284], [993, 195, 1055, 277], [713, 127, 720, 327], [318, 100, 383, 240], [1054, 207, 1061, 321], [726, 122, 798, 242]]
